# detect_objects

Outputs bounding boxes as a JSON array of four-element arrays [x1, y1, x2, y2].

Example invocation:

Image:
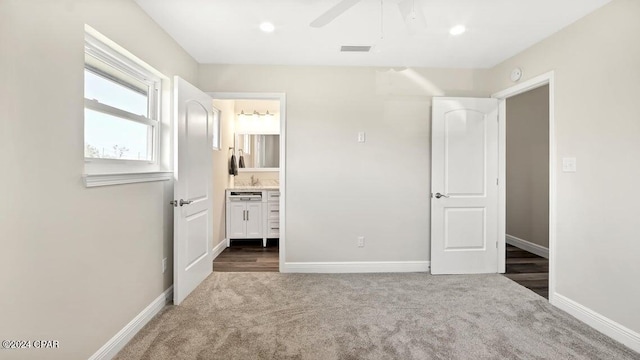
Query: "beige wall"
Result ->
[[489, 0, 640, 336], [3, 0, 639, 357], [506, 85, 550, 248], [212, 100, 235, 250], [199, 65, 489, 263], [0, 1, 198, 359]]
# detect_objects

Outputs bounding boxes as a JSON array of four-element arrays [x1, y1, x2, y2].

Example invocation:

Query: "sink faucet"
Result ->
[[251, 175, 260, 186]]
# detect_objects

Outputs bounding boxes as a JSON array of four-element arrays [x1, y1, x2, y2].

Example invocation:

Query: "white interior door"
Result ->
[[431, 97, 499, 274], [173, 76, 214, 305]]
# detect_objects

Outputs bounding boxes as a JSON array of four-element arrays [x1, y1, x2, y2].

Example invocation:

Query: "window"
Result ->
[[212, 107, 221, 151], [238, 133, 251, 155], [84, 32, 161, 167]]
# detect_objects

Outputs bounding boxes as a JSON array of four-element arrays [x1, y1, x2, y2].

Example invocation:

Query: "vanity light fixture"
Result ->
[[237, 110, 276, 117], [449, 24, 466, 36], [260, 22, 275, 33]]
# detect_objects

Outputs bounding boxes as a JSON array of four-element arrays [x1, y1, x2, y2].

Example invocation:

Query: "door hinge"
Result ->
[[496, 241, 498, 248], [496, 178, 499, 186]]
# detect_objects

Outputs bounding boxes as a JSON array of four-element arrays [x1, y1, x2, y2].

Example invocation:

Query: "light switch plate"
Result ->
[[357, 131, 366, 143], [562, 157, 577, 172]]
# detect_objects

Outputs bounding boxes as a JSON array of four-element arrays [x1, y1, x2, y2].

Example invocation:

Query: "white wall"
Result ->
[[199, 65, 489, 263], [506, 85, 550, 248], [489, 0, 640, 336], [0, 1, 198, 359]]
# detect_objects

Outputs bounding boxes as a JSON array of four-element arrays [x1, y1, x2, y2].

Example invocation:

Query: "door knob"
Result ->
[[179, 199, 193, 206], [434, 193, 450, 199]]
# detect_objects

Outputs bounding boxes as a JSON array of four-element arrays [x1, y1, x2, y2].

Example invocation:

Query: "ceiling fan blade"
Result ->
[[310, 0, 362, 28], [397, 0, 427, 35]]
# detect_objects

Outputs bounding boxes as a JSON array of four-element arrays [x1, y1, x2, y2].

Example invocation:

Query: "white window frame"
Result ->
[[83, 29, 171, 187], [212, 106, 221, 151]]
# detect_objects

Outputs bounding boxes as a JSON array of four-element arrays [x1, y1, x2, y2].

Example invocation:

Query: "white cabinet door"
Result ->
[[431, 97, 499, 275], [227, 202, 247, 238], [226, 201, 264, 239], [245, 202, 263, 238], [173, 77, 214, 305]]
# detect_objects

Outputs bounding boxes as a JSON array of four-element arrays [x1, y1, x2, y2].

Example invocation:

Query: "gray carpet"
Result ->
[[115, 273, 638, 359]]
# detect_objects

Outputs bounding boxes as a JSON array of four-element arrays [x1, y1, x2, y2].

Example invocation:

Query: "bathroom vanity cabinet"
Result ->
[[225, 189, 280, 247], [226, 201, 263, 239], [265, 190, 280, 238]]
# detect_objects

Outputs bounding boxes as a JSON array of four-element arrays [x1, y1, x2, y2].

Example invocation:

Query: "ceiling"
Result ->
[[134, 0, 611, 69]]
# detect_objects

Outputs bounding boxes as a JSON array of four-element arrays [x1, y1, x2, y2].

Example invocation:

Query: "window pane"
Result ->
[[212, 111, 221, 150], [85, 109, 152, 161], [84, 69, 149, 116]]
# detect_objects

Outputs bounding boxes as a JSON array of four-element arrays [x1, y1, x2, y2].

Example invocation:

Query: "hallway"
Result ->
[[503, 244, 549, 299]]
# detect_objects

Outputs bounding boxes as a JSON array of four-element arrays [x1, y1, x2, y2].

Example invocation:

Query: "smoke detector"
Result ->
[[510, 68, 523, 82]]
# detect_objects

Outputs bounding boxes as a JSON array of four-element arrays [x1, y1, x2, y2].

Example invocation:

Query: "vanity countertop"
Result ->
[[228, 186, 279, 191]]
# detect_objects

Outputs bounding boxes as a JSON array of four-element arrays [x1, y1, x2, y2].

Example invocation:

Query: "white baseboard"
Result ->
[[88, 286, 173, 360], [212, 239, 227, 260], [506, 234, 549, 259], [553, 293, 640, 353], [283, 261, 430, 273]]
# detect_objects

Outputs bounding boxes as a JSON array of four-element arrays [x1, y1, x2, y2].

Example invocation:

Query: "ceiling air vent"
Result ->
[[340, 45, 372, 53]]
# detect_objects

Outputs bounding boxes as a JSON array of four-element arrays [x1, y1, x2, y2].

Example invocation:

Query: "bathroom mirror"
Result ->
[[236, 134, 280, 170]]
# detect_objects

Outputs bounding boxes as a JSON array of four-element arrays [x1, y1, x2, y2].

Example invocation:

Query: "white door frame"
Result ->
[[208, 92, 286, 273], [492, 71, 556, 303]]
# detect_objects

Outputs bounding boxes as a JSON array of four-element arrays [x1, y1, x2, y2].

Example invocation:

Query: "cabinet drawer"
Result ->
[[267, 202, 280, 220], [267, 191, 280, 202], [267, 220, 280, 237]]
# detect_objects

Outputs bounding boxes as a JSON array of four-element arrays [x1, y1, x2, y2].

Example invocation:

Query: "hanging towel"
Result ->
[[238, 154, 246, 168], [229, 153, 238, 176]]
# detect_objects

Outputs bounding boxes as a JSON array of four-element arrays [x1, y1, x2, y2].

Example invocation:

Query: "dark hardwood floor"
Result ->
[[213, 239, 279, 272], [213, 241, 549, 298], [503, 244, 549, 299]]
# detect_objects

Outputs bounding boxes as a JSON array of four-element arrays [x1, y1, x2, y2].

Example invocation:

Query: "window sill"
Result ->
[[83, 171, 173, 188]]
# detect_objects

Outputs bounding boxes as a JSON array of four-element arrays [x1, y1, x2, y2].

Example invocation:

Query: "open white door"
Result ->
[[173, 77, 214, 305], [431, 97, 499, 274]]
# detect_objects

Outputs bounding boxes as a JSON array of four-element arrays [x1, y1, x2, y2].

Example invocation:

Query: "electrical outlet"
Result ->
[[162, 258, 167, 273], [357, 131, 366, 143], [357, 236, 365, 248], [562, 157, 577, 172]]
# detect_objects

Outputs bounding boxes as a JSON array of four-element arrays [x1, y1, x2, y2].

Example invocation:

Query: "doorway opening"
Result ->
[[209, 92, 286, 273], [494, 72, 555, 302]]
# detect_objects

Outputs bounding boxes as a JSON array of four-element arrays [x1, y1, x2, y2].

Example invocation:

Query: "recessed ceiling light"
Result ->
[[449, 24, 466, 36], [259, 22, 275, 33]]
